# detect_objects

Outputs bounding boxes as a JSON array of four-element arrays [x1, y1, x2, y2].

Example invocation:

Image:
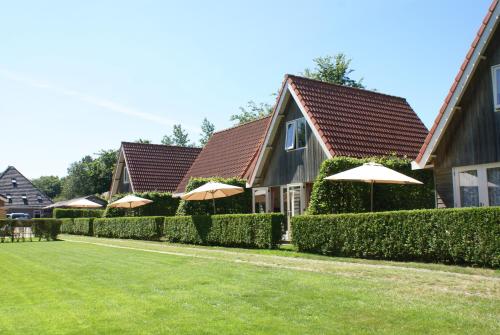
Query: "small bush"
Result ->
[[60, 218, 94, 236], [164, 213, 283, 249], [53, 208, 104, 219], [94, 217, 164, 240], [0, 219, 61, 242], [176, 177, 252, 216], [292, 207, 500, 268], [104, 192, 179, 217]]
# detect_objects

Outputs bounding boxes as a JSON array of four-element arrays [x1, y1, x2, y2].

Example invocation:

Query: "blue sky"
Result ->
[[0, 0, 491, 178]]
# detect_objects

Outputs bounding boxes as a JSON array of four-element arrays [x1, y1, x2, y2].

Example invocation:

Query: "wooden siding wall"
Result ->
[[433, 28, 500, 207], [117, 164, 132, 194], [257, 99, 328, 187], [0, 200, 5, 218]]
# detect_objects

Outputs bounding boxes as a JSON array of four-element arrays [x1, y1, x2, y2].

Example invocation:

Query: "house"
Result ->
[[247, 75, 428, 233], [109, 142, 202, 197], [174, 116, 271, 196], [0, 195, 6, 219], [412, 1, 500, 208], [0, 166, 53, 218]]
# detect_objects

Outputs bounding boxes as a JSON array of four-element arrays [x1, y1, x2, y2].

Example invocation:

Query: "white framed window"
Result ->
[[453, 162, 500, 207], [491, 65, 500, 110], [11, 178, 17, 187], [284, 118, 307, 151], [123, 166, 129, 184]]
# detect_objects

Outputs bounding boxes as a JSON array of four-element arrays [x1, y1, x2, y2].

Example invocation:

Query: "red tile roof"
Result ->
[[121, 142, 201, 193], [286, 75, 428, 158], [175, 117, 271, 193], [415, 0, 498, 164]]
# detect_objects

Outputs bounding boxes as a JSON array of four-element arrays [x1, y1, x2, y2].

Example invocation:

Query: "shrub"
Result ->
[[104, 192, 179, 217], [164, 213, 283, 249], [94, 216, 164, 240], [292, 207, 500, 268], [0, 219, 61, 242], [53, 208, 104, 219], [307, 156, 435, 214], [60, 218, 94, 235], [176, 177, 252, 216]]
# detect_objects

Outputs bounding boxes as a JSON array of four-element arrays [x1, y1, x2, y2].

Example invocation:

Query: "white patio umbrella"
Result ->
[[181, 181, 244, 214], [108, 194, 153, 209], [66, 198, 103, 208], [324, 162, 423, 211]]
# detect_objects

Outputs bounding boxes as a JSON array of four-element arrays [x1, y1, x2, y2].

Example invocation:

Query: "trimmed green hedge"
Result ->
[[60, 218, 94, 236], [94, 217, 164, 240], [292, 207, 500, 267], [307, 156, 435, 214], [104, 192, 180, 217], [53, 208, 104, 219], [164, 213, 284, 249], [0, 219, 61, 242], [176, 177, 252, 216]]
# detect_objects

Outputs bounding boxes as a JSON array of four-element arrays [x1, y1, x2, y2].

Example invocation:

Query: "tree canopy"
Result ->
[[162, 124, 194, 147], [31, 176, 63, 199], [303, 53, 364, 88], [199, 118, 215, 146]]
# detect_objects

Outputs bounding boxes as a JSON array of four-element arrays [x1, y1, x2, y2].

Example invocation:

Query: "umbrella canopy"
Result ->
[[66, 198, 103, 208], [181, 182, 244, 213], [324, 162, 422, 211], [108, 195, 153, 209]]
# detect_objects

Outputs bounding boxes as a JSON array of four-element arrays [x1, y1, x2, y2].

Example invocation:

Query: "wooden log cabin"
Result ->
[[412, 1, 500, 208]]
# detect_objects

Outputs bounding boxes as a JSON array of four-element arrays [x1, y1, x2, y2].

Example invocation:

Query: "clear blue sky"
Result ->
[[0, 0, 491, 178]]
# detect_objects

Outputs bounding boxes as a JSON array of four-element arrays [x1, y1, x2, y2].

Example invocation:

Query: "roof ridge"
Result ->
[[213, 115, 271, 135], [121, 142, 202, 150], [285, 74, 408, 101]]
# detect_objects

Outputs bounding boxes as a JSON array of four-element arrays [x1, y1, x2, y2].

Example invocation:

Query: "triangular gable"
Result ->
[[413, 0, 500, 169], [109, 146, 133, 195]]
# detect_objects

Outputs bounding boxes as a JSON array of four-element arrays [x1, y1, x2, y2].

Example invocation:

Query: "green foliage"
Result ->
[[53, 208, 104, 219], [176, 177, 252, 216], [164, 213, 283, 249], [31, 175, 63, 199], [230, 101, 273, 125], [162, 124, 195, 147], [292, 207, 500, 267], [0, 219, 61, 242], [60, 218, 94, 235], [104, 192, 179, 217], [94, 216, 164, 240], [307, 156, 434, 214], [199, 118, 215, 146], [61, 149, 118, 199], [302, 53, 364, 88], [134, 138, 151, 144]]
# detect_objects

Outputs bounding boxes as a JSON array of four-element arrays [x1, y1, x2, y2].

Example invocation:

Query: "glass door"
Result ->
[[282, 184, 303, 240], [487, 167, 500, 206], [454, 163, 500, 207]]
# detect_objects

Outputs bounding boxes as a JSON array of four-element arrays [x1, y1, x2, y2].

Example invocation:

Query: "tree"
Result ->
[[31, 176, 63, 199], [162, 124, 193, 147], [199, 118, 215, 146], [230, 100, 273, 125], [134, 139, 151, 144], [302, 53, 364, 88], [61, 149, 118, 199]]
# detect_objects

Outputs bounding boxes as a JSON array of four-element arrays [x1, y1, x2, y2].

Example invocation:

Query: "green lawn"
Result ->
[[0, 236, 498, 334]]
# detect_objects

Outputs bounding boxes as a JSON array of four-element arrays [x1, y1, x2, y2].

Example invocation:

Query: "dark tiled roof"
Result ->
[[416, 0, 498, 163], [175, 117, 271, 193], [286, 75, 428, 159], [122, 142, 202, 193], [0, 166, 53, 208]]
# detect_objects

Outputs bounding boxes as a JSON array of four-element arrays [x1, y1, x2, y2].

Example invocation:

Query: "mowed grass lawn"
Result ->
[[0, 236, 499, 334]]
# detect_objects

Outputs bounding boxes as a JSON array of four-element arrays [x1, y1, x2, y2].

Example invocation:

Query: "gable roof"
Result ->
[[111, 142, 202, 194], [174, 116, 271, 194], [413, 0, 500, 169], [0, 166, 53, 208], [249, 75, 428, 185]]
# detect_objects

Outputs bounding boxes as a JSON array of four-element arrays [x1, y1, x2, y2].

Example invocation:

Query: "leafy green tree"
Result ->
[[31, 175, 63, 199], [162, 124, 194, 147], [199, 118, 215, 146], [303, 53, 364, 88], [134, 139, 151, 144], [230, 100, 273, 125]]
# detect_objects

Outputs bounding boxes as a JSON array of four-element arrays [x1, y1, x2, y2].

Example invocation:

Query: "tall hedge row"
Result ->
[[53, 208, 104, 219], [176, 177, 252, 216], [307, 156, 435, 214], [0, 219, 61, 242], [164, 214, 283, 249], [60, 218, 94, 236], [94, 216, 164, 240], [292, 207, 500, 267], [104, 192, 179, 217]]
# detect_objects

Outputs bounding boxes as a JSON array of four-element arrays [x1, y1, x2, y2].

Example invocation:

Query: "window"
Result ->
[[491, 65, 500, 110], [487, 167, 500, 206], [11, 178, 17, 187], [6, 194, 12, 204], [458, 170, 479, 207], [284, 118, 307, 151], [22, 194, 28, 204], [454, 162, 500, 207], [33, 210, 41, 218], [123, 167, 129, 184], [37, 194, 43, 203]]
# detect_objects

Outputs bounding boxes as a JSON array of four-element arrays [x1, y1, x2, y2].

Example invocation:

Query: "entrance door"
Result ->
[[282, 184, 304, 240]]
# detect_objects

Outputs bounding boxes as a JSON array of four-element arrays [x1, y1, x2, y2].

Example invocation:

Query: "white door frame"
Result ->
[[252, 187, 270, 213], [453, 161, 500, 207]]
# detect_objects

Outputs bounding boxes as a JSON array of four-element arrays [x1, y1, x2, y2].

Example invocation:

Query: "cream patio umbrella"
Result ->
[[66, 198, 103, 208], [108, 194, 153, 209], [181, 181, 244, 214], [324, 162, 423, 211]]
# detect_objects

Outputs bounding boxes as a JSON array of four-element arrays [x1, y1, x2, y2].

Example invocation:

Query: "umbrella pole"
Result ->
[[212, 196, 216, 215], [370, 182, 374, 212]]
